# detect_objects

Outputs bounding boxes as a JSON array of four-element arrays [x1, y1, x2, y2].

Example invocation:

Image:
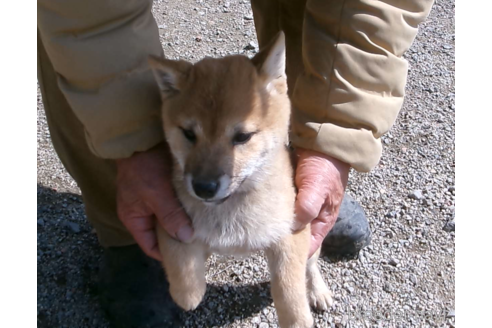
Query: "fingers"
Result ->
[[293, 148, 350, 255], [151, 197, 194, 243], [120, 214, 163, 261], [308, 208, 338, 258], [133, 228, 162, 261]]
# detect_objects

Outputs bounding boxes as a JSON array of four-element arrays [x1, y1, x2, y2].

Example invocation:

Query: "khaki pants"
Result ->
[[37, 0, 306, 247]]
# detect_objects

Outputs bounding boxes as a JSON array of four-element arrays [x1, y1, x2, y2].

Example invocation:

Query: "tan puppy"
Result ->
[[149, 32, 332, 328]]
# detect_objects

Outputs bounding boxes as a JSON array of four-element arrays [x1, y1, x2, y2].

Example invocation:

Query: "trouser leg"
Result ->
[[37, 29, 134, 247]]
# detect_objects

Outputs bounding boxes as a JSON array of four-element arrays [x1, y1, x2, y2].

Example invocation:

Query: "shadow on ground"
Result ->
[[37, 184, 106, 328], [37, 184, 272, 328]]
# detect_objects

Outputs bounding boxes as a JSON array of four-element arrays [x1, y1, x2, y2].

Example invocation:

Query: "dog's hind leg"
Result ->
[[266, 226, 313, 328], [157, 226, 207, 311], [306, 247, 333, 311]]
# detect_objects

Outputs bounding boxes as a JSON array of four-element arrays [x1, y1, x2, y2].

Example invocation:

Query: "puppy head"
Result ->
[[150, 32, 290, 204]]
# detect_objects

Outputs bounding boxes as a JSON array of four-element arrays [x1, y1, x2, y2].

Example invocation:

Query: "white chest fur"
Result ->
[[175, 173, 295, 255], [185, 191, 294, 255]]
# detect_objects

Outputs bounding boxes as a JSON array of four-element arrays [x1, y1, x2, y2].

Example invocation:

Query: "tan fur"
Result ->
[[150, 32, 332, 328]]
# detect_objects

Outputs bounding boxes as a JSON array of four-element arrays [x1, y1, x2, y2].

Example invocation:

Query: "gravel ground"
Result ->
[[37, 0, 455, 327]]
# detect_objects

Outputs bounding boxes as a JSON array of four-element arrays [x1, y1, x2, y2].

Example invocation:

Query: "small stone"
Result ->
[[252, 317, 261, 324], [244, 15, 254, 20], [385, 211, 397, 218], [223, 285, 229, 292], [158, 24, 166, 29], [37, 219, 45, 226], [409, 190, 424, 200], [446, 309, 455, 318], [259, 323, 269, 328], [443, 220, 455, 232], [388, 258, 399, 267], [38, 205, 48, 214], [64, 221, 80, 233], [244, 41, 258, 50]]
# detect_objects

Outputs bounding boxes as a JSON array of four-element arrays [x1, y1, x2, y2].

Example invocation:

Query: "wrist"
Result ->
[[295, 148, 350, 187]]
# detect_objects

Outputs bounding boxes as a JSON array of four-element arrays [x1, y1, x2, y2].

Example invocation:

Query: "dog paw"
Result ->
[[170, 282, 206, 311], [308, 284, 333, 312]]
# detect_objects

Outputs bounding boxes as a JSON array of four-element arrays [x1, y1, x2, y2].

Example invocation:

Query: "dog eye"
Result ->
[[232, 132, 253, 145], [180, 128, 196, 143]]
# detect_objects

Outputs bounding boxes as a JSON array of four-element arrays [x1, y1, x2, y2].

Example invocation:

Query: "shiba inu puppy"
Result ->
[[149, 32, 332, 328]]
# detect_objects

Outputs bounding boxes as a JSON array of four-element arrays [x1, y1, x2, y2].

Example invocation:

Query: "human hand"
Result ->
[[293, 148, 350, 258], [115, 143, 193, 261]]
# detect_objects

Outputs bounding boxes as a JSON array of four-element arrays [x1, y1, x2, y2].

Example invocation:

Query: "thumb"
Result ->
[[294, 183, 326, 231], [294, 151, 332, 231]]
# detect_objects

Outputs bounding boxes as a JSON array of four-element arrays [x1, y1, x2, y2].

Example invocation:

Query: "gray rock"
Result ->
[[446, 309, 455, 318], [323, 193, 371, 255], [244, 41, 257, 50], [64, 221, 80, 234], [251, 317, 261, 324], [443, 220, 455, 232], [409, 190, 424, 200], [383, 282, 392, 293], [259, 323, 269, 328], [388, 258, 399, 267], [386, 211, 397, 218]]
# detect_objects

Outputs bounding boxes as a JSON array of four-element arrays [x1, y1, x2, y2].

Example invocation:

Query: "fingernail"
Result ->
[[176, 225, 194, 243]]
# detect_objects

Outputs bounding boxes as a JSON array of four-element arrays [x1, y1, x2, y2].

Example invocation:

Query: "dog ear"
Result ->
[[148, 56, 192, 97], [251, 31, 286, 84]]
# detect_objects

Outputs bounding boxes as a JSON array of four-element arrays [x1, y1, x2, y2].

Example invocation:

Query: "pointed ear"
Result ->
[[251, 31, 286, 84], [148, 55, 192, 97]]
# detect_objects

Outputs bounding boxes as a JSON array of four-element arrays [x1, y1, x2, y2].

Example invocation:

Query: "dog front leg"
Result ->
[[266, 227, 313, 328], [157, 226, 207, 311]]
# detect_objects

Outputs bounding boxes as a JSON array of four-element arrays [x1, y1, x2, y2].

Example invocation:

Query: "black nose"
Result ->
[[192, 179, 220, 199]]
